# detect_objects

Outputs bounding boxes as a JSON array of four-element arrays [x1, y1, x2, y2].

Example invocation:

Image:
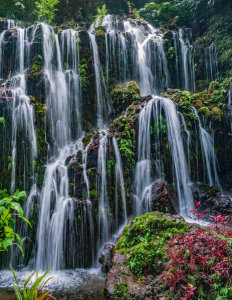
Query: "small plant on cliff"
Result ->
[[94, 4, 108, 26], [0, 117, 5, 125], [11, 266, 55, 300], [79, 59, 91, 91], [0, 190, 31, 253]]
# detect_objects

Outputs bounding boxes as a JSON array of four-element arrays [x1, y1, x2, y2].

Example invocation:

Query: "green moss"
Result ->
[[114, 283, 128, 298], [89, 189, 97, 198], [200, 106, 210, 117], [29, 54, 43, 76], [211, 106, 223, 121], [94, 26, 106, 36], [82, 132, 93, 148], [30, 96, 46, 117], [107, 158, 115, 176], [111, 115, 136, 170], [199, 184, 219, 196], [31, 63, 41, 75], [164, 77, 231, 123], [111, 81, 141, 115], [116, 212, 189, 278], [127, 81, 141, 96]]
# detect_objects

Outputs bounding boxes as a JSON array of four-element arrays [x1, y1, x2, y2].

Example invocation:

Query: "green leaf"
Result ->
[[2, 237, 13, 250], [11, 202, 24, 218]]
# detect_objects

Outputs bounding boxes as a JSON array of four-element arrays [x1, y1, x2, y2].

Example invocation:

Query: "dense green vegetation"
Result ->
[[0, 0, 229, 26], [116, 212, 189, 277], [0, 190, 30, 253]]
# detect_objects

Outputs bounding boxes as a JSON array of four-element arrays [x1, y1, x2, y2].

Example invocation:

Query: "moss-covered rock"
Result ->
[[163, 77, 231, 123], [105, 212, 189, 298], [111, 81, 141, 116]]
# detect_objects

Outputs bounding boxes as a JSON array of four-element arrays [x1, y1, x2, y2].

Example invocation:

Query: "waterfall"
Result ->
[[102, 15, 169, 95], [173, 32, 181, 89], [112, 137, 127, 227], [160, 97, 194, 216], [192, 107, 221, 188], [179, 29, 196, 91], [179, 112, 191, 171], [8, 27, 37, 193], [35, 24, 83, 270], [133, 99, 153, 216], [36, 143, 81, 270], [82, 139, 95, 265], [133, 96, 193, 217], [88, 22, 110, 129], [0, 14, 228, 276], [97, 133, 110, 247], [204, 43, 218, 82]]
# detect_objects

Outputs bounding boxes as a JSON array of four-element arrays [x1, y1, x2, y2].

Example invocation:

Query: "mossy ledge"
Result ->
[[105, 211, 232, 299], [105, 212, 189, 299]]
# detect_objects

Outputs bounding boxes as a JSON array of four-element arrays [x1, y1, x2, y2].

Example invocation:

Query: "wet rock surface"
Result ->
[[192, 184, 232, 225], [151, 179, 176, 213], [105, 252, 154, 299], [99, 243, 115, 273]]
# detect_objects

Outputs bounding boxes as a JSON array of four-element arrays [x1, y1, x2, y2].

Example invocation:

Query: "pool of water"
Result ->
[[0, 268, 107, 300]]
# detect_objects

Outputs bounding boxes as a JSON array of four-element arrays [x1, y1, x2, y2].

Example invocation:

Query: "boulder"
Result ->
[[98, 243, 115, 273], [192, 184, 232, 225], [151, 179, 175, 213], [105, 252, 154, 299]]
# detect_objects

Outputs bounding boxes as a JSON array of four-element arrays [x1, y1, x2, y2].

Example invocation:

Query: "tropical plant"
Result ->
[[94, 4, 108, 26], [35, 0, 60, 24], [11, 266, 55, 300], [0, 190, 30, 253]]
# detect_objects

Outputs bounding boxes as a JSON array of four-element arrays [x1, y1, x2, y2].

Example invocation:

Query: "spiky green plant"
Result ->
[[94, 4, 108, 26], [10, 266, 55, 300]]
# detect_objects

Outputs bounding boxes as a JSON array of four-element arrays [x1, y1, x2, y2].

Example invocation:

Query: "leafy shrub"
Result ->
[[161, 228, 232, 299], [160, 203, 232, 299], [35, 0, 59, 24], [0, 190, 30, 253]]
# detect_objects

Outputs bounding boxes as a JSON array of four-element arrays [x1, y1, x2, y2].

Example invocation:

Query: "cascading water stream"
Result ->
[[179, 112, 191, 171], [133, 99, 153, 216], [102, 15, 169, 95], [191, 107, 221, 188], [227, 87, 232, 130], [179, 29, 195, 92], [8, 27, 37, 193], [112, 137, 127, 227], [160, 97, 194, 216], [36, 143, 82, 270], [35, 24, 84, 270], [0, 20, 18, 79], [97, 133, 110, 248], [204, 43, 218, 83], [133, 96, 194, 217], [88, 21, 110, 129]]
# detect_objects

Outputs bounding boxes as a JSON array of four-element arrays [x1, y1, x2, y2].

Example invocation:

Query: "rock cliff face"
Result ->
[[0, 15, 231, 271]]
